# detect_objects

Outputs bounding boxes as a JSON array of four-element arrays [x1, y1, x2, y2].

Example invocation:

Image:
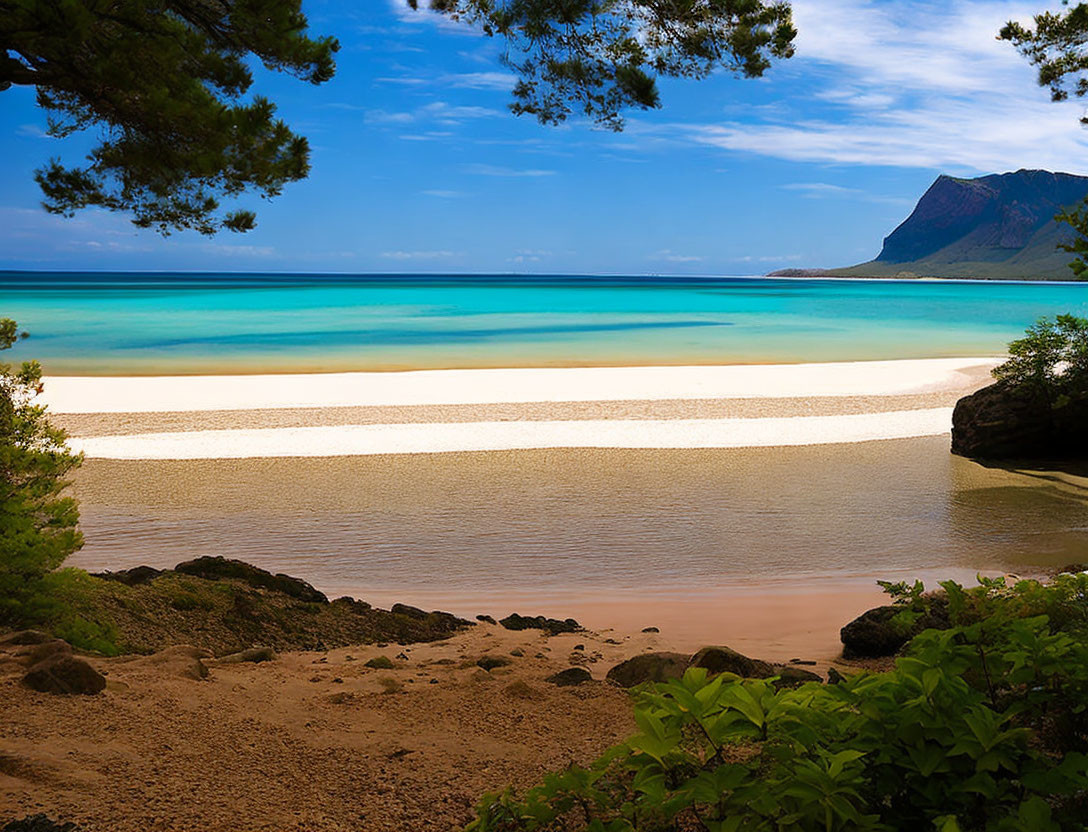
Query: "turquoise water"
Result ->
[[3, 272, 1088, 373]]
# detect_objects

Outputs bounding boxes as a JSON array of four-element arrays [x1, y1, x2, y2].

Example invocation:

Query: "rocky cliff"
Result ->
[[831, 169, 1088, 280]]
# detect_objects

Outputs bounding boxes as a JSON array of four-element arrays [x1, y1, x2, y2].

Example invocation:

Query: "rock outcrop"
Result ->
[[952, 382, 1088, 460], [840, 602, 949, 659], [606, 652, 690, 687], [498, 613, 581, 635], [606, 647, 823, 688], [22, 654, 106, 695], [545, 667, 593, 686], [174, 556, 328, 603]]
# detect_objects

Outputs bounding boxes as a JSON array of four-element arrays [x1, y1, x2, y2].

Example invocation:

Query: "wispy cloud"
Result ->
[[380, 249, 462, 260], [780, 183, 913, 205], [421, 189, 465, 198], [463, 163, 556, 177], [650, 249, 705, 263], [201, 243, 276, 258], [660, 0, 1088, 173], [16, 124, 49, 139], [366, 101, 501, 126], [507, 249, 553, 263]]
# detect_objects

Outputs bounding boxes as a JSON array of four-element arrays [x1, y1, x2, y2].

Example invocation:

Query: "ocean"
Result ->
[[3, 272, 1087, 373]]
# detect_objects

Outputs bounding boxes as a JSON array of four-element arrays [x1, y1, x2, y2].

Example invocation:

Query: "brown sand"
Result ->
[[54, 388, 982, 438], [4, 622, 800, 832]]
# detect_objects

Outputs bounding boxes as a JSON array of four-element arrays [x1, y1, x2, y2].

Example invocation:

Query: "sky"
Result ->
[[1, 0, 1087, 275]]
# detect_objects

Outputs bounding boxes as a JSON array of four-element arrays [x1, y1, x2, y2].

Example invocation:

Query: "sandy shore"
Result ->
[[44, 358, 997, 413], [1, 617, 885, 832], [50, 358, 998, 459]]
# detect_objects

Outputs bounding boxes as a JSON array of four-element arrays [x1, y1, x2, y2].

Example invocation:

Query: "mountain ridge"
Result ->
[[774, 169, 1088, 281]]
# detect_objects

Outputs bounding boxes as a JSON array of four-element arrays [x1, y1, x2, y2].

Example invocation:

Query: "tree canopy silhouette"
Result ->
[[413, 0, 796, 130], [2, 1, 795, 234]]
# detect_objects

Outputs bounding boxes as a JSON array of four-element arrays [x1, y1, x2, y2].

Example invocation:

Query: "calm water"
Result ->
[[3, 272, 1088, 373], [67, 439, 1088, 606]]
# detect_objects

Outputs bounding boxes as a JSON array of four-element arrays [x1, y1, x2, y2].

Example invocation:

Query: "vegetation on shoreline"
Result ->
[[467, 574, 1088, 831], [0, 319, 91, 644], [32, 561, 469, 656]]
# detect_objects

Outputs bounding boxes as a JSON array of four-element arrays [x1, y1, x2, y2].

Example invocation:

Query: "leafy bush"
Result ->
[[992, 314, 1088, 400], [0, 319, 84, 625], [467, 576, 1088, 831]]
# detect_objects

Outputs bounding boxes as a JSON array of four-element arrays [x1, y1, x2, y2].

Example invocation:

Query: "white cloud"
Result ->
[[444, 71, 516, 90], [201, 243, 276, 258], [366, 101, 501, 126], [16, 124, 50, 139], [650, 249, 705, 263], [464, 163, 556, 177], [380, 250, 461, 259], [421, 189, 464, 198], [664, 0, 1088, 173]]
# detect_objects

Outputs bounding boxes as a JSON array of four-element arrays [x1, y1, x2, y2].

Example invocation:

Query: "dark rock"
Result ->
[[2, 816, 80, 832], [604, 638, 621, 645], [476, 614, 497, 625], [23, 655, 106, 695], [476, 655, 512, 671], [391, 603, 428, 619], [174, 556, 327, 603], [952, 381, 1088, 460], [572, 644, 585, 651], [789, 658, 817, 666], [499, 613, 581, 635], [91, 565, 163, 586], [641, 627, 660, 633], [773, 666, 822, 688], [545, 667, 593, 686], [605, 652, 689, 688], [0, 630, 53, 647], [509, 648, 524, 657], [827, 667, 847, 685], [690, 646, 775, 679], [20, 639, 73, 667], [840, 601, 950, 659], [218, 646, 276, 664], [331, 596, 371, 612]]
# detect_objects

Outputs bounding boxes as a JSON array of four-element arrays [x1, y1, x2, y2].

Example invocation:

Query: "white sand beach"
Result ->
[[50, 357, 998, 459], [43, 357, 997, 413]]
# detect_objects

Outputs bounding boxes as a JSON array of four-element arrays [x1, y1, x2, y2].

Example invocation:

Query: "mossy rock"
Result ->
[[364, 656, 395, 669], [174, 556, 328, 603]]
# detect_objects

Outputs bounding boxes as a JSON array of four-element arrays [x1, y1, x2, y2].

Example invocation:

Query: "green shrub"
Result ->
[[0, 319, 84, 626], [992, 314, 1088, 400], [467, 576, 1088, 831]]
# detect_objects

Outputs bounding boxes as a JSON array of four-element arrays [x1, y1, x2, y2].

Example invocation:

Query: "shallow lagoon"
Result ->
[[5, 272, 1088, 373]]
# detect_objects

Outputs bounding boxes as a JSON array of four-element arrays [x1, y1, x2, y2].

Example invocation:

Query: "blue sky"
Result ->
[[2, 0, 1087, 274]]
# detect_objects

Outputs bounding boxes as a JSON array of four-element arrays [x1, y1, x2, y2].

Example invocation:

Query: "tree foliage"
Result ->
[[1001, 4, 1088, 277], [3, 2, 794, 233], [467, 574, 1088, 831], [0, 318, 84, 623], [0, 0, 339, 234], [991, 314, 1088, 399], [410, 0, 797, 130]]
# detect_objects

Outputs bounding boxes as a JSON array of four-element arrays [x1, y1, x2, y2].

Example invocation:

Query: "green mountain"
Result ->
[[831, 169, 1088, 280]]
